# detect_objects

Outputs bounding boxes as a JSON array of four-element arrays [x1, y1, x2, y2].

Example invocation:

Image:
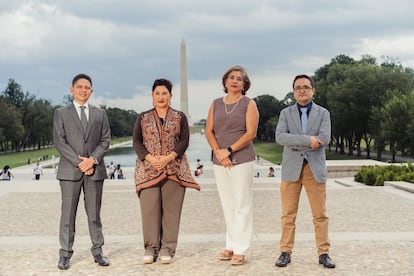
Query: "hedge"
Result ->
[[354, 163, 414, 186]]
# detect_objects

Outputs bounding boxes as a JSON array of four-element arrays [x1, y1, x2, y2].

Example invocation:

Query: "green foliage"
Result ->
[[254, 94, 283, 141], [2, 53, 414, 163], [313, 54, 414, 160], [102, 107, 138, 138], [354, 163, 414, 186]]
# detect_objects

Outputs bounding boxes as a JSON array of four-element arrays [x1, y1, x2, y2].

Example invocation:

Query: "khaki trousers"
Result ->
[[279, 163, 330, 255], [139, 179, 185, 258]]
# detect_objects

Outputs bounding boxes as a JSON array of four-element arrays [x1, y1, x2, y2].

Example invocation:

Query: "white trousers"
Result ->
[[213, 161, 254, 255]]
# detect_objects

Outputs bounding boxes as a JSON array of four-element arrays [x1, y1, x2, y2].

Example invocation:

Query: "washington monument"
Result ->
[[180, 38, 189, 120]]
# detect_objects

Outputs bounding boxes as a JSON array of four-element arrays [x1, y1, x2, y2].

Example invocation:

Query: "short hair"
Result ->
[[292, 74, 315, 88], [72, 73, 92, 87], [152, 78, 173, 93], [221, 65, 251, 95]]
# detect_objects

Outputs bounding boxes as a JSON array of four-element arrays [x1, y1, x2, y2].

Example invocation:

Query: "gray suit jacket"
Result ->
[[53, 104, 111, 181], [275, 102, 331, 183]]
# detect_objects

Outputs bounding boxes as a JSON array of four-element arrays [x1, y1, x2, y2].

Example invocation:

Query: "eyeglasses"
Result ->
[[293, 86, 313, 91]]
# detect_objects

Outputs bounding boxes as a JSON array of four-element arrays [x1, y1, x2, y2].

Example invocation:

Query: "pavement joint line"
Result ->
[[1, 232, 414, 249]]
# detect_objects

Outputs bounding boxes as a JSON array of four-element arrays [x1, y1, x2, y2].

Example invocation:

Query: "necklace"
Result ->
[[224, 95, 242, 115]]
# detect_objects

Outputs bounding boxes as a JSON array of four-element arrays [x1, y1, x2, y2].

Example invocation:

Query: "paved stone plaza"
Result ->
[[0, 160, 413, 275]]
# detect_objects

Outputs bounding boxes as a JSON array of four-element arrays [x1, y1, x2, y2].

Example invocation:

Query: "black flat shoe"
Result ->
[[94, 254, 110, 266], [319, 254, 335, 268], [57, 256, 70, 270], [275, 252, 291, 267]]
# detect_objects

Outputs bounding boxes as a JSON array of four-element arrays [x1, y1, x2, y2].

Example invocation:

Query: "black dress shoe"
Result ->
[[275, 252, 291, 267], [57, 256, 70, 270], [94, 254, 110, 266], [319, 254, 335, 268]]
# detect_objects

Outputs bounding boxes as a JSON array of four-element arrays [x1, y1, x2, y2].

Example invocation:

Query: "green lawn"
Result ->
[[253, 140, 367, 164], [0, 137, 132, 169], [253, 140, 283, 164], [0, 147, 59, 169], [0, 137, 372, 169]]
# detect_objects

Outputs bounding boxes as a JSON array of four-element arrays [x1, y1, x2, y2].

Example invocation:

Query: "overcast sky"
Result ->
[[1, 0, 414, 122]]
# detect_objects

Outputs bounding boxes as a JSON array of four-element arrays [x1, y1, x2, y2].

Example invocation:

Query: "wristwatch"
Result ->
[[91, 157, 99, 165], [227, 146, 233, 153]]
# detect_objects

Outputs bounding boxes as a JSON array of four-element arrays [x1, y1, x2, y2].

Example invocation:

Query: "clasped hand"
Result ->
[[78, 156, 95, 175], [214, 148, 233, 167], [310, 136, 324, 149], [147, 155, 172, 171]]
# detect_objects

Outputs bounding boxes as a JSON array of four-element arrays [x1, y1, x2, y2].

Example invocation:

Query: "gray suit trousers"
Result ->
[[59, 177, 104, 257]]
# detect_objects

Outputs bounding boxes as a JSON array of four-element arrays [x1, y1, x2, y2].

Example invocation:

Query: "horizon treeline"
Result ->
[[1, 54, 414, 162]]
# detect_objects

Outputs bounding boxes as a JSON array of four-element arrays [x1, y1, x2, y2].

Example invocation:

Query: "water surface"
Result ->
[[104, 133, 211, 168]]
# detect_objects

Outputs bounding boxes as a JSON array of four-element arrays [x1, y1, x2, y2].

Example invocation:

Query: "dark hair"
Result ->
[[292, 74, 315, 88], [221, 65, 251, 95], [152, 79, 173, 93], [72, 74, 92, 87]]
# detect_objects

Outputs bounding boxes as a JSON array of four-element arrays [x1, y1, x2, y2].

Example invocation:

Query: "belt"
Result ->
[[302, 159, 308, 166]]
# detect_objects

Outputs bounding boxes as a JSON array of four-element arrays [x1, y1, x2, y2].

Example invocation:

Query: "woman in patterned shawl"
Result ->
[[133, 78, 200, 265]]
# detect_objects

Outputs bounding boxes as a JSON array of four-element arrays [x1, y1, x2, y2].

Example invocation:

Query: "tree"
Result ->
[[104, 107, 138, 137], [2, 79, 25, 108], [254, 94, 282, 141], [406, 91, 414, 155], [380, 92, 411, 161], [0, 100, 24, 151], [23, 99, 55, 149]]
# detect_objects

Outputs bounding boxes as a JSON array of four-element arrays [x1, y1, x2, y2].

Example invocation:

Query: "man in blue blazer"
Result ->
[[53, 74, 111, 270], [274, 74, 335, 268]]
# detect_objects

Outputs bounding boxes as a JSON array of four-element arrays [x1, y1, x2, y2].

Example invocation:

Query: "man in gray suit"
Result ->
[[53, 74, 111, 270], [274, 74, 335, 269]]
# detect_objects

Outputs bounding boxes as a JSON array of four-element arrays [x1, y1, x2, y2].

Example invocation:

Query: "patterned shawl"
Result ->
[[134, 108, 200, 193]]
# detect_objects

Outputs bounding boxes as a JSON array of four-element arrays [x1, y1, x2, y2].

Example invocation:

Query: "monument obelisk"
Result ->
[[180, 38, 190, 122]]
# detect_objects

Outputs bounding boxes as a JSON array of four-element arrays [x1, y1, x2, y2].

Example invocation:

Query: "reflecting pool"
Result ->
[[104, 133, 211, 168]]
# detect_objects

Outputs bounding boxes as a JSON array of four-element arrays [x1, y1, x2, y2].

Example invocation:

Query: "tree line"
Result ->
[[2, 54, 413, 162], [0, 79, 137, 153], [254, 54, 414, 162]]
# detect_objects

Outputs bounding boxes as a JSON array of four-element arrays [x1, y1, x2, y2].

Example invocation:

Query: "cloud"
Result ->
[[1, 0, 414, 122], [353, 33, 414, 67]]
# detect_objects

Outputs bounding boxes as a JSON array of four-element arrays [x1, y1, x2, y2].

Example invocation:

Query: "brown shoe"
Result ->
[[230, 254, 245, 265], [218, 249, 233, 260]]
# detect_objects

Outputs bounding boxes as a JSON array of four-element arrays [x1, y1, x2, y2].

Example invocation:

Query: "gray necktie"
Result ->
[[80, 106, 88, 133], [300, 107, 308, 134]]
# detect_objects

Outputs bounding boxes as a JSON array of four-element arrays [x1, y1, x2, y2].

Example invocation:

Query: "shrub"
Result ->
[[354, 163, 414, 186]]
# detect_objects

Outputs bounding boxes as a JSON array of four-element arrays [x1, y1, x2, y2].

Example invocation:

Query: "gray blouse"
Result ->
[[211, 96, 256, 165]]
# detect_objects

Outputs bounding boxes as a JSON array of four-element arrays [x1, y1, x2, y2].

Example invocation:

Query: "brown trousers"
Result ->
[[139, 179, 185, 257], [279, 163, 330, 255]]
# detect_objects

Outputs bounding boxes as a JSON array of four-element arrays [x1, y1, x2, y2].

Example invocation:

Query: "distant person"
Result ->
[[196, 159, 204, 174], [53, 73, 111, 270], [195, 159, 204, 177], [274, 74, 335, 269], [133, 78, 200, 265], [205, 65, 259, 265], [0, 165, 13, 181], [33, 161, 43, 180], [114, 164, 124, 179], [107, 161, 115, 179], [267, 167, 275, 177]]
